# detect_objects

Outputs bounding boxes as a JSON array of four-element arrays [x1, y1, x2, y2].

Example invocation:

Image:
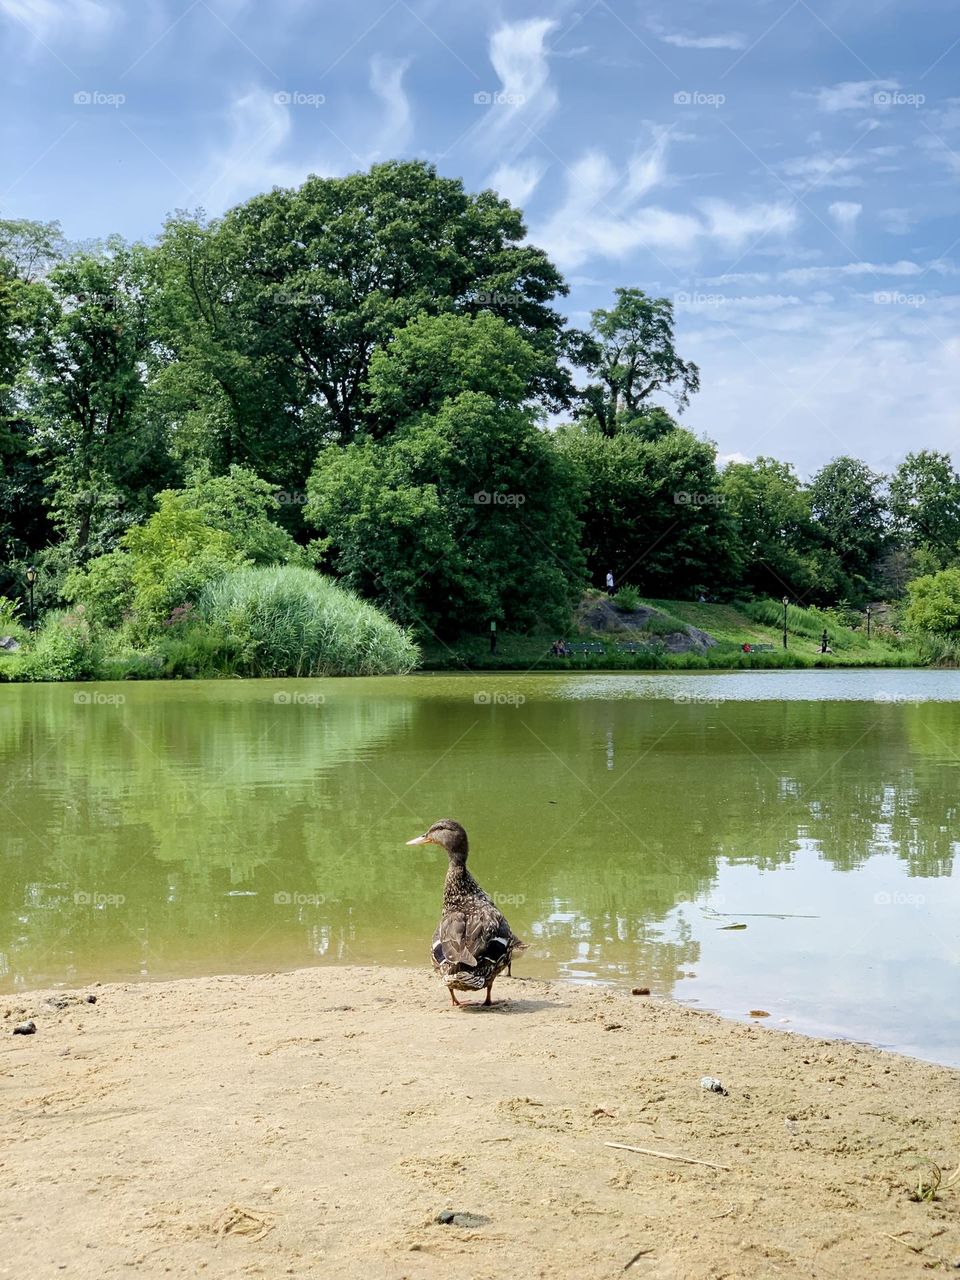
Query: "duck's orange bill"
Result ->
[[406, 834, 432, 845]]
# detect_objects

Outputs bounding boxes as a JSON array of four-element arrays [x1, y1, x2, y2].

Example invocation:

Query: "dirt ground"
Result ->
[[2, 966, 958, 1279]]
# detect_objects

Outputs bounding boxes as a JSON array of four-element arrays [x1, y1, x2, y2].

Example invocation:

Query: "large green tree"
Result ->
[[555, 422, 735, 595], [577, 288, 700, 435], [888, 450, 960, 567], [23, 239, 176, 564], [153, 161, 572, 485], [720, 457, 820, 598], [808, 456, 887, 596], [305, 313, 583, 635]]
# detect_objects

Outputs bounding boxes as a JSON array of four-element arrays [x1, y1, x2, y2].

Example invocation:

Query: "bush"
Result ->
[[198, 564, 420, 676], [19, 608, 101, 682], [614, 585, 642, 611]]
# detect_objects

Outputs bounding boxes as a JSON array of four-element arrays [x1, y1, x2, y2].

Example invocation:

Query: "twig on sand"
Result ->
[[881, 1232, 924, 1255], [212, 1203, 276, 1243], [605, 1142, 730, 1171], [623, 1246, 655, 1269]]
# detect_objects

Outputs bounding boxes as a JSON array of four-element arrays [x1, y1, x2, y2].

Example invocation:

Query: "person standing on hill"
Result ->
[[606, 570, 615, 593]]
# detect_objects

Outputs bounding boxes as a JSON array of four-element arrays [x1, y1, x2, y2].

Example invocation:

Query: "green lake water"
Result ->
[[2, 670, 958, 1065]]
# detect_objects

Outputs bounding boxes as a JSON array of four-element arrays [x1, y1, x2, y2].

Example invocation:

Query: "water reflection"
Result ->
[[1, 673, 958, 1063]]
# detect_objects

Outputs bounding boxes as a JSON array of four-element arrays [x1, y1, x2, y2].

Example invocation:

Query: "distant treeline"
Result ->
[[3, 160, 960, 641]]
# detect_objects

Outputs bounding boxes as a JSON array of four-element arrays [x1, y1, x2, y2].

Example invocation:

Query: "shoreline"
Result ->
[[3, 965, 958, 1278]]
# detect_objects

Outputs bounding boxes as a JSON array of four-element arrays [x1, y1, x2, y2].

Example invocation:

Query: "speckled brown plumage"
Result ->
[[406, 819, 526, 1007]]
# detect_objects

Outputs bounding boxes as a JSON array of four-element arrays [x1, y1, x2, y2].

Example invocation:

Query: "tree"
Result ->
[[808, 456, 887, 595], [888, 450, 960, 567], [153, 160, 572, 484], [577, 288, 700, 435], [904, 567, 960, 635], [721, 457, 820, 598], [23, 239, 176, 564], [305, 314, 583, 635], [555, 422, 735, 596]]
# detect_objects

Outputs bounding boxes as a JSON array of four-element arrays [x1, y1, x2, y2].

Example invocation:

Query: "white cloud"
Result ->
[[473, 18, 558, 159], [816, 80, 898, 112], [781, 152, 864, 188], [828, 201, 862, 232], [0, 0, 113, 40], [368, 55, 413, 159], [533, 148, 796, 269], [660, 31, 745, 50], [697, 198, 798, 248], [880, 208, 915, 235], [201, 88, 331, 211], [488, 158, 546, 209]]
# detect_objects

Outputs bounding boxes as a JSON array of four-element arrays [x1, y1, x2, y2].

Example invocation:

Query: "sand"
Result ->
[[2, 966, 958, 1279]]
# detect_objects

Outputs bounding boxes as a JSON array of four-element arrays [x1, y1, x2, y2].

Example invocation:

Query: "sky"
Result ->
[[2, 0, 959, 477]]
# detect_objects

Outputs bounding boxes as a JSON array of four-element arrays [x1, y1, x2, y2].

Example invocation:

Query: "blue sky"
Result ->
[[2, 0, 959, 476]]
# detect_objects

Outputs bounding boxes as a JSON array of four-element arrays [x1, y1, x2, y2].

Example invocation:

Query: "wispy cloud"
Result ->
[[488, 158, 546, 210], [473, 17, 558, 159], [816, 80, 898, 112], [368, 55, 413, 159], [202, 88, 331, 210], [828, 200, 862, 232], [661, 31, 745, 50], [533, 144, 795, 268], [0, 0, 114, 41]]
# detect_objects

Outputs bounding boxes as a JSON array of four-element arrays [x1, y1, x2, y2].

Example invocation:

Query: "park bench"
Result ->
[[564, 642, 605, 656], [616, 642, 644, 653], [742, 642, 775, 652]]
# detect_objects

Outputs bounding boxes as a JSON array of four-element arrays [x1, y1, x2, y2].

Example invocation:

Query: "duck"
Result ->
[[406, 819, 527, 1007]]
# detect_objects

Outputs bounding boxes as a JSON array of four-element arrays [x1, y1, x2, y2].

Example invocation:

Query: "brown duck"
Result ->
[[406, 819, 527, 1007]]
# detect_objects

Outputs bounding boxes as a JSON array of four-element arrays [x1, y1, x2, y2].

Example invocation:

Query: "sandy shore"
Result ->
[[2, 967, 958, 1279]]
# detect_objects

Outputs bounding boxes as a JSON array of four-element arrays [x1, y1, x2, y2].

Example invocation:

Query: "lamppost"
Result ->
[[25, 566, 36, 632], [866, 606, 872, 640], [489, 619, 497, 655], [782, 595, 789, 649]]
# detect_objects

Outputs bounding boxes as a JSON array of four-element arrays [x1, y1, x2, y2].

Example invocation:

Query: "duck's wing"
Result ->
[[435, 901, 511, 970]]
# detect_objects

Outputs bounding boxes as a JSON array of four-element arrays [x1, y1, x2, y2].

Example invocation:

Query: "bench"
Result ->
[[617, 642, 644, 654], [563, 642, 605, 656], [742, 642, 775, 653]]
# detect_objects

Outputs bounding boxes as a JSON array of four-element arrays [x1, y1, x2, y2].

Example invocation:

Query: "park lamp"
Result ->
[[25, 566, 36, 585], [782, 596, 789, 649]]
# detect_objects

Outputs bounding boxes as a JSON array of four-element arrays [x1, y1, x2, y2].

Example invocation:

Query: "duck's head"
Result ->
[[406, 818, 469, 864]]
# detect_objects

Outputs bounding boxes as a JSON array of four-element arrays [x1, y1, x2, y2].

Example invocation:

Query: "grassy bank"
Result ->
[[420, 597, 920, 672]]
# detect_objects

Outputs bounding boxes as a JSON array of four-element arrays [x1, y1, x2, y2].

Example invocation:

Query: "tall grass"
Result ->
[[743, 597, 859, 649], [198, 564, 420, 677]]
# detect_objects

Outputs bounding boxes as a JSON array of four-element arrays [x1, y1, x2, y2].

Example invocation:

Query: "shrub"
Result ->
[[614, 585, 642, 611], [198, 564, 420, 676], [19, 608, 101, 682]]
